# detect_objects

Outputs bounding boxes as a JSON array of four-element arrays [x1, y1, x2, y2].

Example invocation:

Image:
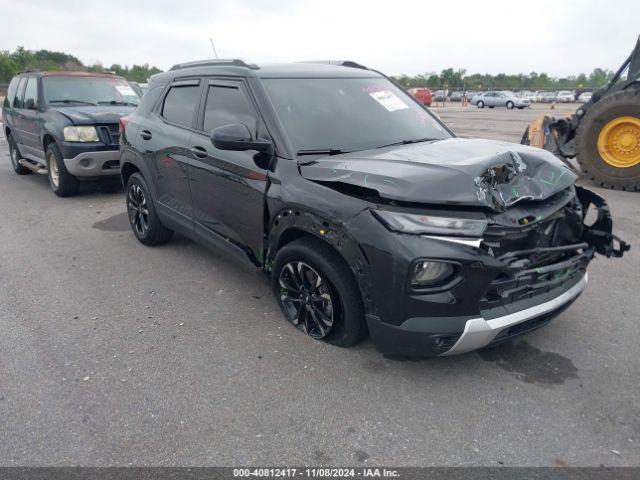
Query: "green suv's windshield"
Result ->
[[43, 76, 140, 107], [263, 77, 451, 154]]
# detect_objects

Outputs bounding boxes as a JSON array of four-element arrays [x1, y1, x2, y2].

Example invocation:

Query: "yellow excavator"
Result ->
[[522, 36, 640, 191]]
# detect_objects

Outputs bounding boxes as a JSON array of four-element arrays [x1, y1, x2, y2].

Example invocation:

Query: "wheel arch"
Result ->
[[42, 132, 56, 151], [121, 161, 141, 187], [266, 207, 376, 314]]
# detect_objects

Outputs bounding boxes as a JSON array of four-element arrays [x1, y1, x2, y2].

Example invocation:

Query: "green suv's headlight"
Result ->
[[63, 126, 99, 142], [373, 210, 488, 237]]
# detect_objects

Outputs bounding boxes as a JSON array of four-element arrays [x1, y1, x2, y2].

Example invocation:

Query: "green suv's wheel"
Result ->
[[272, 237, 367, 347], [7, 134, 30, 175], [46, 143, 79, 197], [125, 173, 174, 246]]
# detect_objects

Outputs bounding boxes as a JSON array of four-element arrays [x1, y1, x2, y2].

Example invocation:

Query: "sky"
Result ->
[[1, 0, 638, 77]]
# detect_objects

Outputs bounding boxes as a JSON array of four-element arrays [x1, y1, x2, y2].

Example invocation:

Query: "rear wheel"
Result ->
[[7, 134, 30, 175], [272, 237, 367, 347], [46, 143, 79, 197], [506, 101, 514, 109], [125, 172, 174, 245], [576, 89, 640, 191], [477, 100, 484, 108]]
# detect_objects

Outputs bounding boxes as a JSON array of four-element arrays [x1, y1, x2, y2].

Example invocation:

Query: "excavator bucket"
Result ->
[[521, 115, 576, 168]]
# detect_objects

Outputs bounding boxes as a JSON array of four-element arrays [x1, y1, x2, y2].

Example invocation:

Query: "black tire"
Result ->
[[477, 100, 484, 108], [575, 89, 640, 191], [7, 134, 30, 175], [272, 236, 367, 347], [46, 143, 79, 197], [125, 172, 174, 245], [506, 101, 514, 109], [517, 106, 526, 110], [489, 106, 495, 109]]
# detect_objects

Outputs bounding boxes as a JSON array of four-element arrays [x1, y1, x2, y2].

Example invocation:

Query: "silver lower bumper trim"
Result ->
[[440, 274, 588, 356], [64, 150, 120, 177]]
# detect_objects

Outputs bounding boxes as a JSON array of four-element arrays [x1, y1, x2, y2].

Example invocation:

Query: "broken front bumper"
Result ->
[[359, 187, 628, 357]]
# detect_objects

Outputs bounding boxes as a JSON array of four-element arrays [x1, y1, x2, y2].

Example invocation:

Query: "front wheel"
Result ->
[[8, 134, 30, 175], [477, 100, 484, 108], [506, 101, 514, 109], [125, 173, 174, 245], [46, 143, 79, 197], [272, 237, 367, 347]]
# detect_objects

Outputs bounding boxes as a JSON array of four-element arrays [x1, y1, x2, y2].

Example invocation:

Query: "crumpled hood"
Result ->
[[299, 138, 577, 211], [52, 105, 135, 124]]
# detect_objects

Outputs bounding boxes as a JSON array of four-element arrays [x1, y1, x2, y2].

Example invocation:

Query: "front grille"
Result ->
[[97, 124, 120, 145], [479, 195, 589, 309]]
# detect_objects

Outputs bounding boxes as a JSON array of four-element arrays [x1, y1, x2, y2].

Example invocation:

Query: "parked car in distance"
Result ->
[[408, 87, 432, 106], [556, 90, 576, 102], [532, 90, 545, 102], [464, 90, 480, 101], [119, 59, 626, 357], [2, 71, 139, 196], [472, 91, 531, 109], [130, 81, 149, 97], [578, 91, 593, 103], [539, 91, 557, 103], [449, 91, 463, 102], [520, 90, 536, 102], [432, 89, 447, 102]]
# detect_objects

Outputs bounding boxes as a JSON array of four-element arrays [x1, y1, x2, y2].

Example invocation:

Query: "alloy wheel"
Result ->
[[127, 184, 149, 237], [278, 261, 335, 339]]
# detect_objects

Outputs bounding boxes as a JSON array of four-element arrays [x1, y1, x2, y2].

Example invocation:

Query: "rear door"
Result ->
[[189, 78, 268, 260], [138, 78, 202, 229], [10, 77, 28, 146], [20, 76, 44, 155]]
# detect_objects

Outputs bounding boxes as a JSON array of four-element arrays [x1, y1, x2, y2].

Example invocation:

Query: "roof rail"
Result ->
[[301, 60, 369, 70], [169, 59, 259, 71]]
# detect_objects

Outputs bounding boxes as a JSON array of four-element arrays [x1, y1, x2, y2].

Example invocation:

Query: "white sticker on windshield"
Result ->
[[115, 85, 136, 96], [369, 90, 409, 112]]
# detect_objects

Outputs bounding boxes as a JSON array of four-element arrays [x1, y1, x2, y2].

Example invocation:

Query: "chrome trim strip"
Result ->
[[440, 274, 588, 356], [422, 236, 483, 248]]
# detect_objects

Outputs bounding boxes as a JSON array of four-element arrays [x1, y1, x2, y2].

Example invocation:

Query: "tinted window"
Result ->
[[13, 77, 27, 109], [263, 77, 450, 153], [162, 85, 201, 128], [23, 77, 38, 109], [203, 86, 256, 134]]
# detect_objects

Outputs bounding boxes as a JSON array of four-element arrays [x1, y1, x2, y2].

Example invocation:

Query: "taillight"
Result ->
[[119, 116, 130, 136]]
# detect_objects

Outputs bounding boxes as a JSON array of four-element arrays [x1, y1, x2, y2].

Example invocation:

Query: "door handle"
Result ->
[[140, 130, 152, 140], [191, 146, 208, 158]]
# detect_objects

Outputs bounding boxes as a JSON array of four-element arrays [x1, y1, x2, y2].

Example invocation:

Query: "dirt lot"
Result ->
[[0, 105, 638, 467]]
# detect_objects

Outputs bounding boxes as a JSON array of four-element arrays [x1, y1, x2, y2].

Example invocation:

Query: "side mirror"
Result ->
[[211, 123, 273, 154]]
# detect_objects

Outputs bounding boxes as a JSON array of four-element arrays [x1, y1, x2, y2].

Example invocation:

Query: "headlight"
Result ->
[[373, 210, 487, 237], [63, 126, 99, 142], [411, 260, 456, 287]]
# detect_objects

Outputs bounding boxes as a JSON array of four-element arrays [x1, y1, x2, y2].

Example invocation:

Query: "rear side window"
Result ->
[[13, 77, 27, 109], [162, 84, 200, 128], [203, 85, 257, 134], [23, 77, 38, 110], [4, 77, 19, 109]]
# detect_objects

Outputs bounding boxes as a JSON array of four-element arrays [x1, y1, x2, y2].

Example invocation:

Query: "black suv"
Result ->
[[2, 71, 139, 196], [120, 59, 628, 357]]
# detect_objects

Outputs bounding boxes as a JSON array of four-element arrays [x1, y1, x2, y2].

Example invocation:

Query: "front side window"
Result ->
[[42, 76, 140, 106], [23, 77, 38, 110], [203, 85, 257, 135], [263, 77, 450, 153], [161, 84, 201, 128], [13, 77, 27, 109]]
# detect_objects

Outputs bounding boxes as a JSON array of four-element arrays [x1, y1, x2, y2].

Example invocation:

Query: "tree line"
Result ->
[[394, 67, 614, 91], [0, 46, 162, 83]]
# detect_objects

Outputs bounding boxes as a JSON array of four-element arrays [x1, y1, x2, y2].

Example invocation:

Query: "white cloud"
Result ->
[[0, 0, 638, 77]]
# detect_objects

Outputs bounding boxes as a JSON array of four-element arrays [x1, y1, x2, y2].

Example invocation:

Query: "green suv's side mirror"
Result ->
[[211, 123, 273, 154]]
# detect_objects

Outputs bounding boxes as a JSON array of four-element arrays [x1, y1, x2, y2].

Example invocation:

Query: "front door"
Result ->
[[189, 79, 268, 261]]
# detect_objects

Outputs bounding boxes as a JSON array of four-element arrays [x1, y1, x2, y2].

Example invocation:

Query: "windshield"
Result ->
[[43, 76, 140, 106], [263, 77, 451, 153]]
